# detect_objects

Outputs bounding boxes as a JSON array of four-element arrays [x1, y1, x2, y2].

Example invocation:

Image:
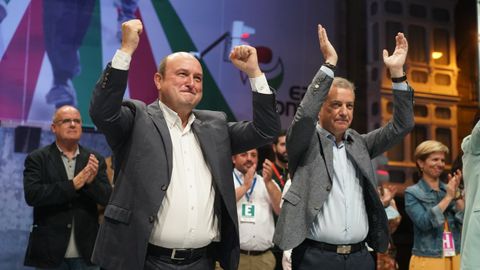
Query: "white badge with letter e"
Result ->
[[442, 231, 455, 257], [241, 202, 256, 223]]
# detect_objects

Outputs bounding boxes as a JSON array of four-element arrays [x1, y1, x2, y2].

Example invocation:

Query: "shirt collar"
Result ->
[[56, 144, 80, 158], [316, 124, 352, 146], [159, 100, 196, 131]]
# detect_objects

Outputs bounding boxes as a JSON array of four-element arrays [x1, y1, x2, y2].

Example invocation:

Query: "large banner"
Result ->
[[0, 0, 337, 128]]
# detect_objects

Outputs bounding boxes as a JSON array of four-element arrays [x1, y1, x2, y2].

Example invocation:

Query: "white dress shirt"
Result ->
[[111, 49, 272, 248], [234, 169, 276, 251], [149, 102, 218, 248], [307, 129, 369, 244]]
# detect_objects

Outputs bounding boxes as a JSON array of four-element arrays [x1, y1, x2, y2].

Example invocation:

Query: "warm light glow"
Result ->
[[432, 51, 443, 60]]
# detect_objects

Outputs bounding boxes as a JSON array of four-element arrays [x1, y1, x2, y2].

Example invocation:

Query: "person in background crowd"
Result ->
[[265, 130, 289, 270], [405, 140, 464, 270], [232, 149, 281, 270], [269, 130, 289, 191], [23, 105, 111, 270]]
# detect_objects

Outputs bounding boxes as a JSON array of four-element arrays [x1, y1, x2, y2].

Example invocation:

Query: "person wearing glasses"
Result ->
[[23, 105, 112, 270]]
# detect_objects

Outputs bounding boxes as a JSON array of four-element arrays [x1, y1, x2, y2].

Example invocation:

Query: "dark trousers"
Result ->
[[291, 240, 374, 270]]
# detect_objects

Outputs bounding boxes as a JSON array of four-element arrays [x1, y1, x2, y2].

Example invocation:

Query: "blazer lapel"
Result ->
[[191, 117, 220, 184], [74, 146, 88, 175], [191, 116, 227, 222], [345, 138, 375, 186], [48, 143, 69, 181], [317, 130, 334, 183], [147, 101, 173, 180]]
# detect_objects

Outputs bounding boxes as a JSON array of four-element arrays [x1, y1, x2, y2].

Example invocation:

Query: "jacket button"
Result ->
[[161, 185, 168, 191], [149, 216, 155, 223], [326, 185, 332, 191], [314, 206, 320, 210], [67, 224, 72, 229]]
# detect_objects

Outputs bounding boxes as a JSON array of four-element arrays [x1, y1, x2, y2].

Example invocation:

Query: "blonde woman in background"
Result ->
[[405, 140, 464, 270]]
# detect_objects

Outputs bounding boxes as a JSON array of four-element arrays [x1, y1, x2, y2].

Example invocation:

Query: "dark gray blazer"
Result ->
[[89, 64, 280, 270], [273, 68, 414, 252]]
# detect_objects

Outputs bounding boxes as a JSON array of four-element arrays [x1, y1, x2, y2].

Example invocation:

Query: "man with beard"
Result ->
[[264, 130, 289, 270], [233, 149, 281, 270], [267, 130, 289, 192]]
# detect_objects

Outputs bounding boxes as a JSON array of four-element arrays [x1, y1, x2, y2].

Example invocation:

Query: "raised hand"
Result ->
[[318, 24, 338, 65], [383, 32, 408, 78], [120, 19, 143, 55], [262, 159, 274, 183], [243, 163, 257, 189], [380, 185, 398, 207], [446, 170, 461, 199], [84, 154, 99, 184], [229, 45, 263, 78], [72, 154, 99, 190]]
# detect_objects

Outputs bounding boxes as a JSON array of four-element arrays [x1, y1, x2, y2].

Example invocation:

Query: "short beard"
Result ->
[[276, 152, 288, 164]]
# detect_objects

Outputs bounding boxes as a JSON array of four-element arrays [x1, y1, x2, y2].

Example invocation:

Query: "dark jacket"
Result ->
[[23, 143, 111, 268], [89, 64, 280, 270]]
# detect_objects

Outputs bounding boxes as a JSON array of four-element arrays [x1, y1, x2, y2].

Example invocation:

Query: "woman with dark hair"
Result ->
[[405, 140, 464, 270]]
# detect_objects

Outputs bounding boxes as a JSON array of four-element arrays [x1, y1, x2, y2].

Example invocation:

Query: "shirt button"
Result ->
[[326, 185, 332, 191], [161, 185, 168, 191]]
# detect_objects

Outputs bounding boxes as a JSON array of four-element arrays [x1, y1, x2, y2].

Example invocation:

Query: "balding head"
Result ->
[[51, 105, 82, 147], [153, 52, 204, 121], [157, 52, 200, 76]]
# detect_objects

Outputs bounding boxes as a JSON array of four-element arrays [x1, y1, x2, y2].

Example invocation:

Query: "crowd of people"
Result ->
[[21, 19, 479, 270]]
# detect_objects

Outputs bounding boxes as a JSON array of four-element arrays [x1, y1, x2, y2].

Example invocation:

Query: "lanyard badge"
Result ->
[[234, 172, 257, 223], [241, 202, 256, 223]]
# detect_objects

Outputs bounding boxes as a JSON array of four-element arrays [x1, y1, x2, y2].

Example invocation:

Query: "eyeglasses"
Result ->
[[55, 118, 82, 125]]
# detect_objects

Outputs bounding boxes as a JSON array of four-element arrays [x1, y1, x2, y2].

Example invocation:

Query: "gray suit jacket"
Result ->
[[89, 64, 280, 270], [273, 68, 414, 252]]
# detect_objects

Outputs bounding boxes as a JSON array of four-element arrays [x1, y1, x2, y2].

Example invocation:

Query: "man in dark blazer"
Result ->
[[23, 105, 112, 269], [273, 25, 414, 270], [89, 19, 280, 270]]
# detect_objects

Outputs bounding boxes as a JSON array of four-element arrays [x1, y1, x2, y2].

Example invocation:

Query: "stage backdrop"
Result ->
[[0, 0, 337, 129], [0, 0, 338, 268]]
